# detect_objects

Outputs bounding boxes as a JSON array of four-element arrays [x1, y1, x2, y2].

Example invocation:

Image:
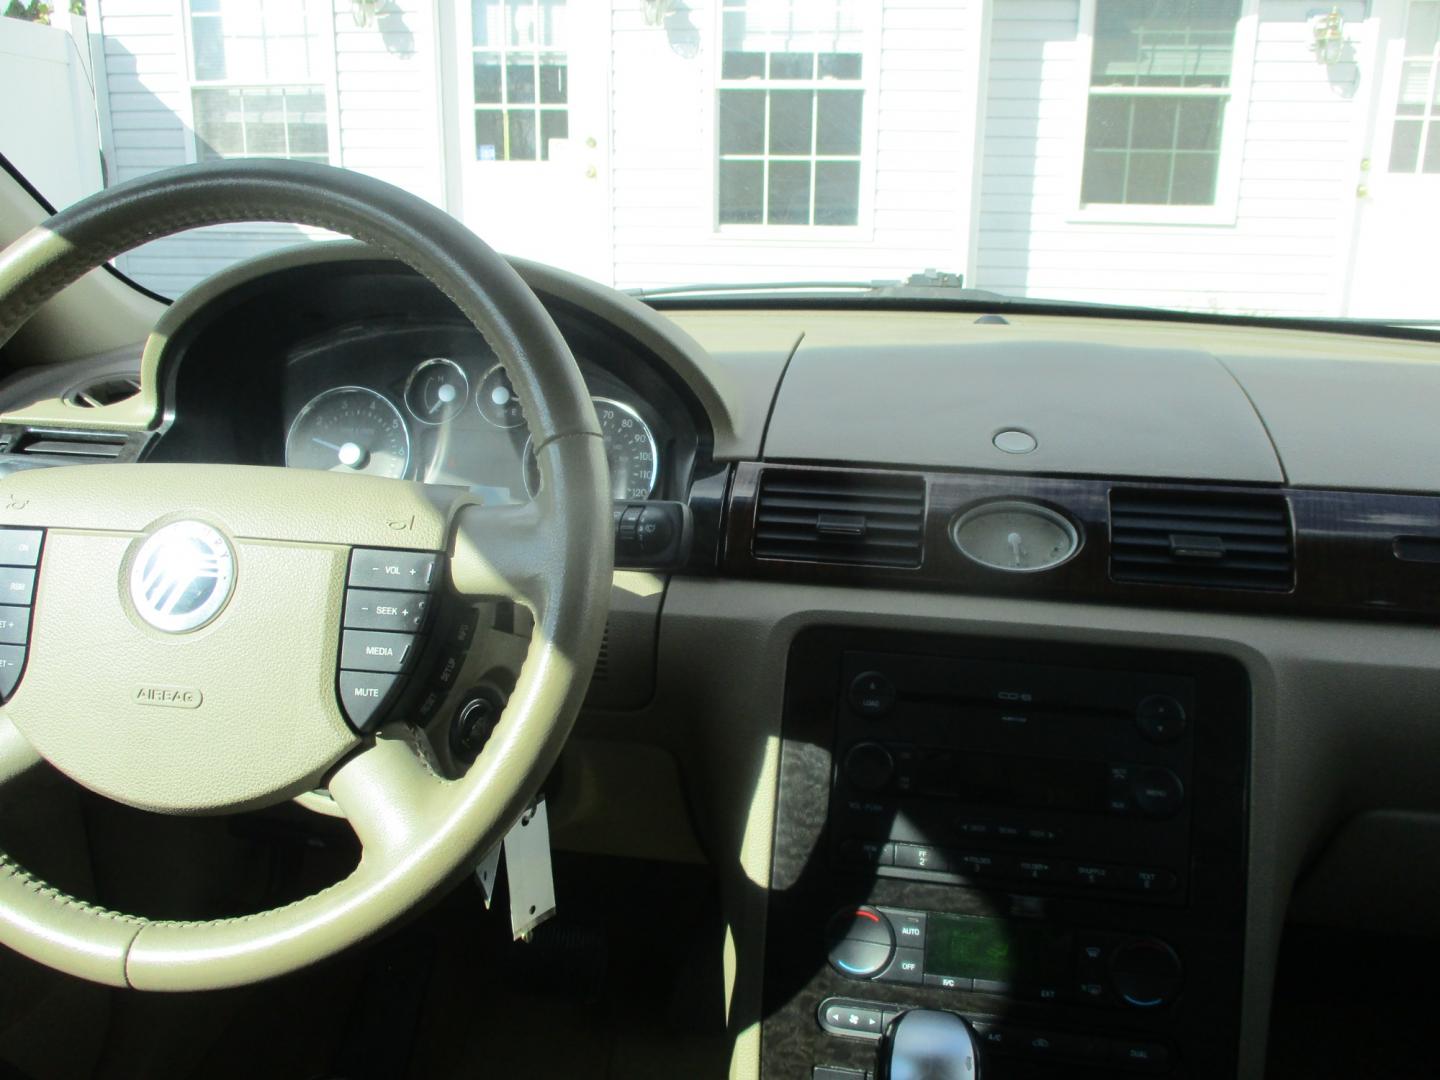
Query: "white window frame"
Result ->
[[465, 0, 573, 164], [1065, 0, 1258, 226], [707, 0, 881, 240], [179, 0, 340, 168]]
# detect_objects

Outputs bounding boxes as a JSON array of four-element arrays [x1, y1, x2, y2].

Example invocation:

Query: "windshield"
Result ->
[[1, 0, 1435, 321]]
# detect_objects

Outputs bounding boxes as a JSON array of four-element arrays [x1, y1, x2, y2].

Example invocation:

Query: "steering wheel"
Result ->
[[0, 160, 613, 989]]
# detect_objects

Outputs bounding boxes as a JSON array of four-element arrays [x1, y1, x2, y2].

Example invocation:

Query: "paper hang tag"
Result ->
[[473, 842, 502, 910], [504, 796, 557, 940]]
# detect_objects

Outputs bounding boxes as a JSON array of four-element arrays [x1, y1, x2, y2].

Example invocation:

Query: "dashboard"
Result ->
[[2, 238, 1440, 1080]]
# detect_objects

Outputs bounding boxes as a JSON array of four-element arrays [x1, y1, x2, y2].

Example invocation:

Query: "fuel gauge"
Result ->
[[404, 357, 469, 425], [476, 364, 525, 428]]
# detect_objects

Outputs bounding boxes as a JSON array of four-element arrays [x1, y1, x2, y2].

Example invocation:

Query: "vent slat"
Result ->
[[1110, 489, 1294, 592], [753, 468, 925, 568]]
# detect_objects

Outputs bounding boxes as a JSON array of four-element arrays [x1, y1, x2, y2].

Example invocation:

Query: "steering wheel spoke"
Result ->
[[0, 716, 40, 788], [449, 500, 553, 608], [327, 731, 447, 863]]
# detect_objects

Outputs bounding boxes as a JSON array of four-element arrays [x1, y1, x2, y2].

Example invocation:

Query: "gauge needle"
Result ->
[[337, 442, 365, 468], [429, 383, 458, 415], [312, 438, 343, 452], [1008, 531, 1025, 567]]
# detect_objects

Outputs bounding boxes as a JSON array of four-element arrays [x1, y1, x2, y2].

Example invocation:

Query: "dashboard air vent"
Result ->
[[1110, 488, 1294, 592], [63, 375, 141, 409], [753, 468, 925, 568], [10, 431, 128, 461]]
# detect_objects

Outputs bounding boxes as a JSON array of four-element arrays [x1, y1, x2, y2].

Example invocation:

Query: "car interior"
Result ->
[[0, 152, 1438, 1080]]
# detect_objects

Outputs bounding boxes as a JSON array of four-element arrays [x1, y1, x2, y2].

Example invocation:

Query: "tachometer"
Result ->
[[523, 396, 660, 501], [285, 386, 410, 479]]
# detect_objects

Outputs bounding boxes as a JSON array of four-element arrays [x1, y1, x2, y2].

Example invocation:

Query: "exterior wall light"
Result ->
[[1310, 6, 1347, 64]]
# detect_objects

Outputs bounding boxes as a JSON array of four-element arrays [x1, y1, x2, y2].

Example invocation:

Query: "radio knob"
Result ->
[[826, 906, 896, 980], [1136, 694, 1188, 743], [843, 742, 895, 792], [1131, 766, 1184, 818], [1110, 938, 1182, 1008]]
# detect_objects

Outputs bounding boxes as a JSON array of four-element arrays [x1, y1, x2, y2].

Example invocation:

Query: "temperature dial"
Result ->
[[826, 906, 895, 980]]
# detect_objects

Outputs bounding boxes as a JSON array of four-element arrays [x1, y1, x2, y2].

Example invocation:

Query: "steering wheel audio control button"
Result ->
[[0, 529, 42, 567], [340, 630, 418, 674], [0, 645, 25, 700], [0, 568, 36, 607], [0, 606, 30, 646], [348, 549, 440, 591], [338, 671, 401, 732], [343, 588, 432, 633]]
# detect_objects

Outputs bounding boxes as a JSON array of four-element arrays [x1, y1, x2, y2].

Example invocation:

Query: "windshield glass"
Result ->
[[1, 0, 1433, 320]]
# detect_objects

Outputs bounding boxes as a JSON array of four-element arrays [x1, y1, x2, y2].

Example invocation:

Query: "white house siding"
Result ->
[[607, 0, 986, 289], [973, 0, 1375, 316], [91, 0, 443, 297]]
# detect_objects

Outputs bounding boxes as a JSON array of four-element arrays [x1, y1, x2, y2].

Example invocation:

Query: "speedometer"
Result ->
[[523, 396, 660, 501], [284, 386, 410, 479]]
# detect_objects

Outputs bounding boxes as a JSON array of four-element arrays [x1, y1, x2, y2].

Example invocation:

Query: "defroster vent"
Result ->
[[1110, 488, 1294, 592], [752, 468, 925, 568]]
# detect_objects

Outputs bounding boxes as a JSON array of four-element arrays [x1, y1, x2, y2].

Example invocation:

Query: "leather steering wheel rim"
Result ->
[[0, 159, 613, 989]]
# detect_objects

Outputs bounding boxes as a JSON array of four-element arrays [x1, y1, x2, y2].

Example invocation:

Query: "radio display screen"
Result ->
[[924, 914, 1070, 985]]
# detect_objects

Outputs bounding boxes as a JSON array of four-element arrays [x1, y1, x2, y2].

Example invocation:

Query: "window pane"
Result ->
[[1081, 148, 1126, 203], [539, 54, 567, 102], [1425, 120, 1440, 173], [192, 17, 226, 80], [722, 51, 766, 79], [1405, 0, 1440, 55], [539, 0, 567, 48], [1125, 150, 1170, 203], [244, 90, 287, 153], [191, 0, 220, 12], [769, 52, 813, 79], [507, 55, 537, 103], [1390, 118, 1423, 171], [816, 89, 862, 154], [1175, 97, 1222, 150], [1398, 61, 1431, 114], [769, 89, 813, 154], [1170, 152, 1218, 203], [719, 90, 765, 154], [1086, 96, 1130, 149], [1131, 97, 1179, 150], [265, 35, 309, 82], [287, 90, 328, 154], [476, 109, 504, 159], [541, 108, 568, 160], [472, 0, 501, 47], [814, 160, 859, 224], [1092, 0, 1240, 88], [508, 109, 538, 159], [767, 160, 811, 224], [719, 159, 763, 224], [818, 52, 862, 80], [509, 0, 536, 46], [193, 88, 243, 159], [474, 53, 503, 103]]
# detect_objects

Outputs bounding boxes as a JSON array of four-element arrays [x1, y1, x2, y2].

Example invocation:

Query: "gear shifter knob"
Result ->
[[881, 1009, 980, 1080]]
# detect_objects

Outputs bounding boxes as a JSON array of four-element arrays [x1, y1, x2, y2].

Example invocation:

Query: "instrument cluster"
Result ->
[[281, 327, 664, 505]]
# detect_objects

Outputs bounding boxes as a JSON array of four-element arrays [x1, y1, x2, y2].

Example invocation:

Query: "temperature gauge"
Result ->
[[476, 364, 525, 428], [404, 357, 469, 425], [952, 501, 1080, 573]]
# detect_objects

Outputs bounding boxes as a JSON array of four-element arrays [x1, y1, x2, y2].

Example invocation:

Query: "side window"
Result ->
[[1081, 0, 1241, 206], [188, 0, 331, 164], [470, 0, 569, 161], [716, 0, 865, 227], [1389, 0, 1440, 172]]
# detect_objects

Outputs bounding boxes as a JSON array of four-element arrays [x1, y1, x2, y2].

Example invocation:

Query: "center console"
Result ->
[[763, 629, 1249, 1079]]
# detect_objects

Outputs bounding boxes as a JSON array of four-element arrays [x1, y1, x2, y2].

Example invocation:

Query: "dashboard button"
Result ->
[[879, 946, 924, 985], [1073, 863, 1116, 888], [337, 670, 399, 732], [344, 588, 431, 632], [348, 549, 440, 591], [888, 911, 927, 946], [1132, 768, 1185, 818], [818, 999, 885, 1039], [848, 671, 896, 718], [0, 568, 35, 607], [1136, 694, 1188, 743], [1112, 1039, 1171, 1071], [972, 978, 1015, 996], [0, 529, 42, 567], [924, 973, 971, 991], [0, 645, 24, 699], [340, 629, 418, 674], [894, 843, 949, 873], [1120, 866, 1178, 894], [0, 606, 29, 645], [839, 837, 894, 867]]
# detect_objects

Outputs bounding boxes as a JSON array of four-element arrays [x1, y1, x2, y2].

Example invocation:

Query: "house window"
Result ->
[[188, 0, 330, 163], [717, 0, 864, 226], [1081, 0, 1241, 206], [1390, 0, 1440, 172], [471, 0, 568, 161]]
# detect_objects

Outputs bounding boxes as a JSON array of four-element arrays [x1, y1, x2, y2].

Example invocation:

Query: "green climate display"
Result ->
[[924, 914, 1069, 985]]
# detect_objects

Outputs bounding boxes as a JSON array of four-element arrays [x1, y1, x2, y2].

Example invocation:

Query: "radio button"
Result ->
[[848, 671, 896, 718], [843, 742, 895, 793], [1012, 857, 1064, 883], [894, 843, 950, 873], [1119, 866, 1178, 893], [840, 838, 895, 867], [954, 851, 1000, 878], [1025, 826, 1063, 845], [1112, 1039, 1172, 1071], [994, 822, 1024, 841], [955, 819, 992, 840], [1073, 863, 1116, 888], [1136, 694, 1188, 744], [1132, 768, 1185, 818]]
